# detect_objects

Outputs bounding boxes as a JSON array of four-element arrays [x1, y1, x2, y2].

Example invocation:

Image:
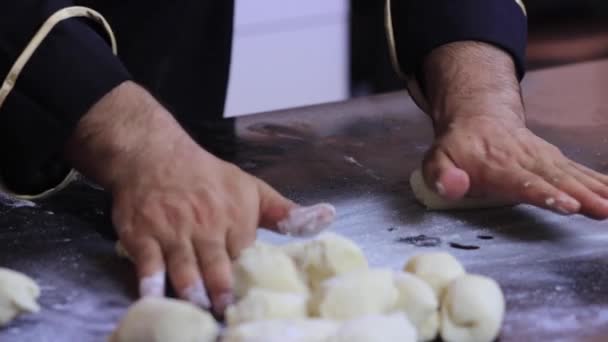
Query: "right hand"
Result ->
[[67, 82, 335, 314]]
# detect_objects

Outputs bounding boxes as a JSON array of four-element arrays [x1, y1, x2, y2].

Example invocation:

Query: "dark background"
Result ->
[[350, 0, 608, 95]]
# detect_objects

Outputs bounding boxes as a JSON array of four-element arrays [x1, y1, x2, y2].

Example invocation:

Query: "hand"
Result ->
[[113, 137, 335, 314], [66, 82, 336, 314], [420, 42, 608, 219], [424, 114, 608, 218]]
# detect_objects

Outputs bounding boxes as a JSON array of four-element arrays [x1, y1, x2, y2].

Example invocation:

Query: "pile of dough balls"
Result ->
[[0, 267, 40, 327], [110, 232, 505, 342], [226, 233, 505, 342], [404, 252, 505, 342]]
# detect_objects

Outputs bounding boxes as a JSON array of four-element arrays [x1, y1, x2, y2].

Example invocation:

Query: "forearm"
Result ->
[[422, 41, 525, 132]]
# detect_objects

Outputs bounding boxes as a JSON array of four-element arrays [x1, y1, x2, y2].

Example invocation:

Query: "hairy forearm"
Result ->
[[65, 81, 192, 190], [422, 41, 525, 132]]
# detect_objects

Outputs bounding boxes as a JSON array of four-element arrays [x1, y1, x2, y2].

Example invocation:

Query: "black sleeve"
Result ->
[[388, 0, 528, 80], [0, 1, 131, 196]]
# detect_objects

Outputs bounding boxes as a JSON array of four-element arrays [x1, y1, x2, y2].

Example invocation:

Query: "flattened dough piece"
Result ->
[[441, 274, 505, 342], [110, 297, 219, 342], [282, 232, 368, 290], [0, 268, 40, 326], [327, 313, 417, 342], [309, 269, 398, 320], [222, 319, 339, 342], [225, 288, 308, 326], [404, 252, 465, 298], [409, 169, 510, 210], [392, 272, 439, 341], [233, 242, 307, 299]]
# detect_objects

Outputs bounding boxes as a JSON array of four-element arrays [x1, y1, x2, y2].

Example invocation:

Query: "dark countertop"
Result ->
[[2, 60, 608, 341]]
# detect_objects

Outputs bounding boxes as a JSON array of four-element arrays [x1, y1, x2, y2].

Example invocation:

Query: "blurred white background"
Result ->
[[225, 0, 349, 117]]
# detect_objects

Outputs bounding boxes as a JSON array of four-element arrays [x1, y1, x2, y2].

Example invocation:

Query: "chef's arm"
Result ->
[[383, 1, 608, 220], [386, 0, 527, 115], [0, 2, 130, 198]]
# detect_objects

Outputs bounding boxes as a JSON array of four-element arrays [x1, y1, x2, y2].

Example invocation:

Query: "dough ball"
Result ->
[[233, 242, 307, 299], [282, 232, 368, 290], [404, 252, 465, 297], [225, 288, 308, 326], [409, 169, 510, 210], [327, 313, 417, 342], [309, 269, 398, 320], [420, 311, 440, 342], [222, 319, 339, 342], [0, 268, 40, 326], [392, 272, 439, 341], [110, 297, 219, 342], [440, 274, 505, 342]]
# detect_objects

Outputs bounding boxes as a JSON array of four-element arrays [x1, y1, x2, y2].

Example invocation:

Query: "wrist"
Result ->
[[65, 81, 195, 190], [422, 41, 525, 133]]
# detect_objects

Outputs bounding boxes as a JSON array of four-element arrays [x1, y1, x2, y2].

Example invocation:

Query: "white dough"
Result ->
[[327, 313, 417, 342], [420, 311, 440, 342], [225, 288, 308, 326], [392, 272, 439, 341], [404, 252, 465, 298], [409, 169, 510, 210], [281, 232, 368, 290], [0, 268, 40, 326], [440, 274, 505, 342], [309, 269, 398, 320], [233, 242, 307, 299], [109, 297, 219, 342], [222, 319, 339, 342]]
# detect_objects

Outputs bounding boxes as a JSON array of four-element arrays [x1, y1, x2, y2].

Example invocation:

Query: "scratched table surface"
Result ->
[[2, 60, 608, 341]]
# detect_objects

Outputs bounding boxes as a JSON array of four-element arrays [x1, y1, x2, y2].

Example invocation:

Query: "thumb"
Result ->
[[422, 147, 470, 200], [256, 178, 336, 236]]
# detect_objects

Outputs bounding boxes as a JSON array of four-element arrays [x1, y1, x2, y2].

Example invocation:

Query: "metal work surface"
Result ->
[[2, 60, 608, 341]]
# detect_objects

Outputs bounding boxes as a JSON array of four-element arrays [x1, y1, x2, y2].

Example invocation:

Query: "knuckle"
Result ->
[[200, 253, 226, 271]]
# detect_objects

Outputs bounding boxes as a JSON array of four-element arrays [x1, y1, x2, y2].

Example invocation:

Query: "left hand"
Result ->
[[420, 41, 608, 219], [423, 112, 608, 219]]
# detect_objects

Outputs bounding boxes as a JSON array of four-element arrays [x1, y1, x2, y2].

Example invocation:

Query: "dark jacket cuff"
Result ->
[[0, 6, 130, 197], [388, 0, 527, 80]]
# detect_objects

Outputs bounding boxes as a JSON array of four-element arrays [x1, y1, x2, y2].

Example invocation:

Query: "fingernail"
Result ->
[[184, 280, 211, 308], [555, 195, 581, 214], [558, 194, 581, 208], [140, 271, 165, 297], [435, 182, 446, 196], [555, 206, 573, 215], [277, 203, 336, 237], [214, 292, 235, 315]]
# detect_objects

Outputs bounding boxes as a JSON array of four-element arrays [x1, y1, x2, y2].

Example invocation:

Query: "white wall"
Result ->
[[225, 0, 349, 117]]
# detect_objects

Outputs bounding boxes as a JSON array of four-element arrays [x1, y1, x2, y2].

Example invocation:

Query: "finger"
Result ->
[[553, 167, 608, 219], [568, 161, 608, 186], [535, 167, 608, 218], [567, 165, 608, 199], [255, 178, 297, 228], [422, 148, 470, 200], [486, 167, 581, 214], [255, 178, 336, 236], [123, 237, 166, 297], [275, 203, 337, 237], [164, 239, 211, 308], [195, 237, 234, 315]]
